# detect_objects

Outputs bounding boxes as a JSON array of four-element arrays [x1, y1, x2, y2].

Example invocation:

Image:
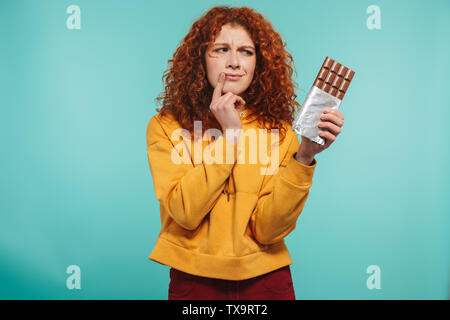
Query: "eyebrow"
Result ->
[[212, 43, 255, 50]]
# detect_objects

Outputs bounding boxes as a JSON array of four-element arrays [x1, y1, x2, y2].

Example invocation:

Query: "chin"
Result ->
[[224, 85, 247, 95]]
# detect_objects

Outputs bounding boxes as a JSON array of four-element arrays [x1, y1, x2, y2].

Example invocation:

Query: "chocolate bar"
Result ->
[[313, 57, 355, 100], [292, 57, 355, 145]]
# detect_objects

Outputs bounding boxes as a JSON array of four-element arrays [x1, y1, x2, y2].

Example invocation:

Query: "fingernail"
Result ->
[[219, 72, 224, 80]]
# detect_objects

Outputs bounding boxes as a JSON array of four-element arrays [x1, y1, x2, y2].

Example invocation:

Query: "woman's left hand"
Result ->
[[297, 108, 344, 159]]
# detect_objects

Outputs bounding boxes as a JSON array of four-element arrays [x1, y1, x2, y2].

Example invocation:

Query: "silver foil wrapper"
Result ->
[[292, 86, 342, 145]]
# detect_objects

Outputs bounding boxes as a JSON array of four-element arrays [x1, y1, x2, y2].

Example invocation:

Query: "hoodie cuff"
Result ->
[[281, 153, 317, 186]]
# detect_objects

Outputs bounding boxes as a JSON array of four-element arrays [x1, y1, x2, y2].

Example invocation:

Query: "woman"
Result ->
[[146, 6, 344, 300]]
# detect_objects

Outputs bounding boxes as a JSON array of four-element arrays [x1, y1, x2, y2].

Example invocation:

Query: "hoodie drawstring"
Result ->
[[223, 176, 234, 202]]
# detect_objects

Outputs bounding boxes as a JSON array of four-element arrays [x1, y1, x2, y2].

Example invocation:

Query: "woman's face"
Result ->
[[205, 23, 256, 96]]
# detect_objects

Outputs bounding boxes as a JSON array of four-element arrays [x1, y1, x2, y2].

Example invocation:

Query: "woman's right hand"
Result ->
[[209, 72, 245, 133]]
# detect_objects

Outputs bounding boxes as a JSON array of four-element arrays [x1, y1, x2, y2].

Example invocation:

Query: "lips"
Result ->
[[225, 73, 243, 81]]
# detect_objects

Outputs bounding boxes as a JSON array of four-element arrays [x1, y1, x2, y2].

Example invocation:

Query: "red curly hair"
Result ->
[[155, 5, 301, 143]]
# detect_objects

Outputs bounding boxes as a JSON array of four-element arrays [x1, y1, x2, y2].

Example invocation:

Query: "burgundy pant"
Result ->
[[168, 265, 295, 300]]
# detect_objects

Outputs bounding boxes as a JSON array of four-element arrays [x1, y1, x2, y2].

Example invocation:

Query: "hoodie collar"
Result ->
[[238, 108, 258, 124]]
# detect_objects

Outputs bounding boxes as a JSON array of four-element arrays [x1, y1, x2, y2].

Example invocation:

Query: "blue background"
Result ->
[[0, 0, 448, 299]]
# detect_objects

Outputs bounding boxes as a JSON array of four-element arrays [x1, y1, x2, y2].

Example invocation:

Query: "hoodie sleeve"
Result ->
[[146, 115, 238, 231], [250, 132, 317, 245]]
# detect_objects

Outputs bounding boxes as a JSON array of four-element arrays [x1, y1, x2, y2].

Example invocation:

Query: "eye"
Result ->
[[214, 48, 253, 55]]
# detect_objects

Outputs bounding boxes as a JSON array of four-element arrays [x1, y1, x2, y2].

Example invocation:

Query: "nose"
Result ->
[[227, 49, 240, 69]]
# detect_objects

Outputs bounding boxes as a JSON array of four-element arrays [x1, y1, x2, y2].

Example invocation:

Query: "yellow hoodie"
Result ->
[[146, 109, 317, 280]]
